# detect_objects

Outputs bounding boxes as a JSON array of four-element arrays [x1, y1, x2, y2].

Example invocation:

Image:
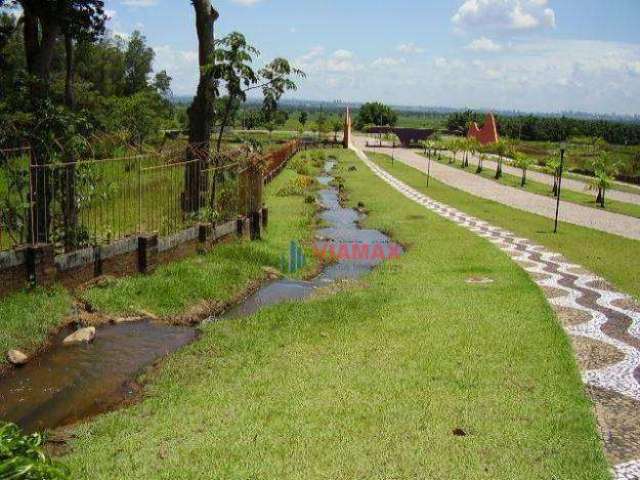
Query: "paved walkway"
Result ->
[[445, 150, 640, 205], [352, 144, 640, 480], [354, 137, 640, 241]]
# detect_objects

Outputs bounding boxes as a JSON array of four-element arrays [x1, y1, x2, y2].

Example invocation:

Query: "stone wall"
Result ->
[[0, 215, 258, 299]]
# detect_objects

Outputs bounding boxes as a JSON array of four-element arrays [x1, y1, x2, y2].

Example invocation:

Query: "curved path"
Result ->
[[450, 151, 640, 205], [352, 144, 640, 480], [354, 137, 640, 240]]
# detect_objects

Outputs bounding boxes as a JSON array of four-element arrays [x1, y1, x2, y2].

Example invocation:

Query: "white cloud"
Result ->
[[465, 37, 503, 52], [371, 57, 407, 67], [122, 0, 157, 6], [153, 45, 199, 95], [104, 9, 117, 20], [290, 39, 640, 115], [452, 0, 557, 32], [397, 43, 426, 54], [232, 0, 263, 5]]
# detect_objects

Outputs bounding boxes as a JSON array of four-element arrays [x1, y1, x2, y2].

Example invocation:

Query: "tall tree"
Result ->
[[185, 0, 219, 213], [3, 0, 106, 243]]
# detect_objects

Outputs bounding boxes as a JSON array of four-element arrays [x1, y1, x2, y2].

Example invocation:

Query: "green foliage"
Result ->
[[0, 423, 70, 479], [288, 155, 310, 176], [446, 109, 481, 135], [276, 174, 316, 197], [355, 102, 398, 130]]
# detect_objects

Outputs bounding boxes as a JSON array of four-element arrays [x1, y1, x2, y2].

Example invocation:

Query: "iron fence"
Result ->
[[1, 140, 300, 254]]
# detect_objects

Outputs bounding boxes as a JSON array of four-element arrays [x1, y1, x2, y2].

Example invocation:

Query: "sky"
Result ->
[[104, 0, 640, 115]]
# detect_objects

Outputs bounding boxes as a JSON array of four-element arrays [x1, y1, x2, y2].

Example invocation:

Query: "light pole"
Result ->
[[554, 141, 567, 234]]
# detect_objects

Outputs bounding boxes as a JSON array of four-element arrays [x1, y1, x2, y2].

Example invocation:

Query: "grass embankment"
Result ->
[[372, 152, 640, 300], [63, 149, 610, 479], [429, 153, 640, 219], [0, 152, 323, 365], [0, 287, 73, 368]]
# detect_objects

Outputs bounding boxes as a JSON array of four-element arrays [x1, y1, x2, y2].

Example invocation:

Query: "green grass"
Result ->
[[0, 151, 321, 364], [62, 149, 610, 479], [0, 287, 72, 367], [371, 151, 640, 300], [429, 153, 640, 219], [80, 154, 323, 318]]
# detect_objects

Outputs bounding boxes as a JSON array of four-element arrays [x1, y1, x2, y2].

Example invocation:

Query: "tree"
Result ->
[[185, 0, 219, 214], [212, 32, 258, 154], [2, 0, 106, 243], [154, 70, 173, 97], [544, 156, 561, 196], [332, 117, 342, 143], [355, 102, 397, 130], [447, 138, 460, 165], [513, 152, 534, 187], [493, 140, 508, 179], [299, 111, 308, 128], [123, 31, 154, 96], [589, 150, 619, 208], [259, 58, 304, 123], [447, 110, 480, 135]]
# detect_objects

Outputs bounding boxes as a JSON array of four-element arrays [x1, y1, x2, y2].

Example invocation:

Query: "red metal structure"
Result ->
[[468, 113, 500, 145]]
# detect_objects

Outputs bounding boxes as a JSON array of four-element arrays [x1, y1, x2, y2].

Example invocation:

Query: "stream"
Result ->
[[0, 158, 401, 433]]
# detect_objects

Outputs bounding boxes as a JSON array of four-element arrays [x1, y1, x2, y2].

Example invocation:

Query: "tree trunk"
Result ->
[[521, 169, 526, 187], [63, 34, 79, 251], [596, 188, 603, 206], [23, 8, 60, 244], [601, 188, 606, 208], [495, 158, 503, 179], [185, 1, 219, 214]]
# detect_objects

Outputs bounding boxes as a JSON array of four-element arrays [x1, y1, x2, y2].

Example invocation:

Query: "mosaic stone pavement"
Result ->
[[354, 148, 640, 480]]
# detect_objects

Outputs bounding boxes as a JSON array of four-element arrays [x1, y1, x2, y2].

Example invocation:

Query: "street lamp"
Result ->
[[554, 141, 567, 234]]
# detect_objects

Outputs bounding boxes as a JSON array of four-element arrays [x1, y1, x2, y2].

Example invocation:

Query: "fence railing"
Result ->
[[1, 140, 301, 254]]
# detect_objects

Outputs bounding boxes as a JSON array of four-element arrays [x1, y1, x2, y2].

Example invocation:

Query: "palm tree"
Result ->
[[493, 140, 507, 179], [467, 138, 480, 169], [514, 153, 534, 187], [448, 139, 460, 165], [544, 156, 561, 196], [476, 145, 488, 173], [588, 150, 619, 208]]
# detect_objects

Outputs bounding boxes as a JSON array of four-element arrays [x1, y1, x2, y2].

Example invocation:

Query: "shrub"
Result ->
[[276, 174, 316, 197], [288, 156, 310, 176], [0, 423, 70, 479]]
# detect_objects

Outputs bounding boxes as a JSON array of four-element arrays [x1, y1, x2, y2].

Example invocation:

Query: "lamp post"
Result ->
[[554, 141, 567, 234]]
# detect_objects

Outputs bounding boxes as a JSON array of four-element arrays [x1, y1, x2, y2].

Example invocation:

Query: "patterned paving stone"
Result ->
[[574, 336, 628, 370], [553, 305, 596, 327], [353, 146, 640, 480]]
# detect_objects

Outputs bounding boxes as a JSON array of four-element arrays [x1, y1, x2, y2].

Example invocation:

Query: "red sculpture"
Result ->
[[468, 113, 499, 145]]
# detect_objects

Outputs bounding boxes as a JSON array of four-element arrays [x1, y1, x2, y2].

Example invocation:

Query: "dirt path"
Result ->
[[352, 143, 640, 480], [354, 137, 640, 241]]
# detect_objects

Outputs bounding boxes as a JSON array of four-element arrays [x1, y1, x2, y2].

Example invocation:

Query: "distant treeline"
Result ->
[[446, 110, 640, 146]]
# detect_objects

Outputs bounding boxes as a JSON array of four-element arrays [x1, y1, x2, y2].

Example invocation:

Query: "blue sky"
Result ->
[[106, 0, 640, 115]]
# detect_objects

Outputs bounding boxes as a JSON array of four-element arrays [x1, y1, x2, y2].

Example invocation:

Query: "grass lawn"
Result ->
[[62, 149, 610, 479], [371, 152, 640, 300], [0, 287, 73, 368], [428, 153, 640, 219]]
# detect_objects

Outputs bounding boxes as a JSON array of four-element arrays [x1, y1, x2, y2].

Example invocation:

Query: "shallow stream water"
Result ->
[[0, 159, 400, 432]]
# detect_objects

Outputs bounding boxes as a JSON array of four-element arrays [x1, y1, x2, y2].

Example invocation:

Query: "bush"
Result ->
[[288, 156, 310, 176], [0, 423, 70, 479], [276, 174, 316, 197]]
